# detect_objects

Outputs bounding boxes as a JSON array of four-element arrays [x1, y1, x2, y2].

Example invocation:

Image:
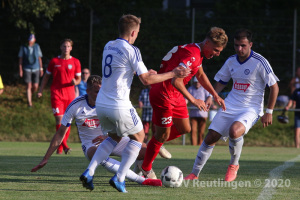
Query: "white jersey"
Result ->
[[96, 38, 148, 109], [214, 50, 279, 116], [61, 95, 103, 144]]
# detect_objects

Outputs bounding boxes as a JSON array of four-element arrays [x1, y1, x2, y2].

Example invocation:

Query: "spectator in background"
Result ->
[[288, 67, 300, 95], [0, 75, 4, 95], [18, 34, 43, 107], [75, 68, 90, 97], [38, 39, 81, 155], [285, 89, 300, 148], [138, 86, 153, 143], [187, 76, 210, 146]]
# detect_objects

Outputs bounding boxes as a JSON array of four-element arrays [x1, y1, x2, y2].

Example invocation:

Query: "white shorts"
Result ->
[[96, 106, 143, 137], [208, 107, 260, 141], [81, 137, 131, 160]]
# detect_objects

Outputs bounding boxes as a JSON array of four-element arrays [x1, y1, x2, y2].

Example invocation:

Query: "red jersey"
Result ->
[[152, 43, 203, 99], [47, 56, 81, 100]]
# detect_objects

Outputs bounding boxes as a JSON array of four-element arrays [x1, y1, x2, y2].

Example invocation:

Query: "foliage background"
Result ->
[[0, 0, 300, 145]]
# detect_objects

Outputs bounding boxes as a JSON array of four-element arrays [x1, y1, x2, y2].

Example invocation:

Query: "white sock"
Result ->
[[229, 136, 244, 165], [87, 137, 117, 176], [101, 157, 145, 184], [117, 140, 142, 182], [191, 141, 214, 177]]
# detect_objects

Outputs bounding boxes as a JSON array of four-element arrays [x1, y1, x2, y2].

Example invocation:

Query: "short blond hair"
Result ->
[[60, 39, 73, 46], [118, 14, 141, 36], [206, 27, 228, 48]]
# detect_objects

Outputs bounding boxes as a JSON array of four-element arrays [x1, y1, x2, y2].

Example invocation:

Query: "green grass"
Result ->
[[1, 142, 300, 200]]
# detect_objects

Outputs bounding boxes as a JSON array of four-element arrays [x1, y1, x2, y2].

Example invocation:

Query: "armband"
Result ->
[[265, 108, 273, 114]]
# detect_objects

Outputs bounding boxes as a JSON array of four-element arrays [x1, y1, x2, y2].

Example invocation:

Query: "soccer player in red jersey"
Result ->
[[140, 27, 228, 178], [38, 39, 81, 154]]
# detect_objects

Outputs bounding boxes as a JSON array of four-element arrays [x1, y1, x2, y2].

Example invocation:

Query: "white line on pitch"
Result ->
[[257, 155, 300, 200]]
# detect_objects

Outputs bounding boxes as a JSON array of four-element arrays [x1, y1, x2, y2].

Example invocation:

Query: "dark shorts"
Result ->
[[24, 69, 40, 84], [294, 115, 300, 128]]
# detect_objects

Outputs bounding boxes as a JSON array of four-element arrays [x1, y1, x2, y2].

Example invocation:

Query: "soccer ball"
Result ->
[[160, 166, 183, 187]]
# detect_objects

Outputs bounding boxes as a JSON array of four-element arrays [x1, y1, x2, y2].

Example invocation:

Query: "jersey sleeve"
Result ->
[[46, 58, 55, 74], [18, 46, 23, 57], [214, 59, 232, 84], [61, 101, 77, 127], [37, 44, 43, 57], [130, 46, 148, 76], [258, 59, 279, 87], [74, 58, 82, 77]]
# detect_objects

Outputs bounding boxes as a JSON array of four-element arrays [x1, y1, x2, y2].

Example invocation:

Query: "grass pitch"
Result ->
[[0, 142, 300, 200]]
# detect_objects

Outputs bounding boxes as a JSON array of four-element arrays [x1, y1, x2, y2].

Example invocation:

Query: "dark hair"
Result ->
[[234, 29, 253, 42], [60, 39, 73, 46], [87, 75, 102, 88]]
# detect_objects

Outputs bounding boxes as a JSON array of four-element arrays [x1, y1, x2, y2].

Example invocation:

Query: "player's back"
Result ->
[[152, 43, 202, 97], [97, 38, 147, 108]]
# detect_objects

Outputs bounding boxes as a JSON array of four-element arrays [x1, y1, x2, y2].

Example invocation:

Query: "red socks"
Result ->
[[142, 136, 163, 171]]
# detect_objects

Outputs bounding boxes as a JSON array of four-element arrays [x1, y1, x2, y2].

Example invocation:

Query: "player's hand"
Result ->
[[37, 92, 42, 98], [92, 135, 108, 146], [173, 66, 191, 78], [261, 113, 272, 128], [205, 96, 213, 109], [71, 78, 76, 85], [192, 99, 209, 112], [148, 69, 157, 75], [214, 95, 226, 111], [31, 160, 48, 172]]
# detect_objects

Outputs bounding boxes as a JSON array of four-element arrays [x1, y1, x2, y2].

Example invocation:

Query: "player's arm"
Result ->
[[39, 57, 43, 77], [196, 68, 226, 110], [289, 78, 295, 94], [37, 72, 51, 98], [31, 125, 69, 172], [72, 75, 81, 86], [261, 82, 279, 128], [172, 76, 209, 112], [138, 66, 191, 85]]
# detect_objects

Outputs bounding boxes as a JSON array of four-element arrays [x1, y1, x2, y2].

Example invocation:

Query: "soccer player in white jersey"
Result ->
[[79, 14, 190, 193], [185, 29, 279, 182], [31, 75, 161, 188]]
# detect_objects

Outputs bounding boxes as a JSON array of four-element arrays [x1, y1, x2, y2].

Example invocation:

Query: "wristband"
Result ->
[[40, 68, 43, 70], [266, 108, 273, 114]]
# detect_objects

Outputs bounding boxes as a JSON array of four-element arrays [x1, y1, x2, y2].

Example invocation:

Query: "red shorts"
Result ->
[[149, 88, 188, 128], [51, 97, 73, 116]]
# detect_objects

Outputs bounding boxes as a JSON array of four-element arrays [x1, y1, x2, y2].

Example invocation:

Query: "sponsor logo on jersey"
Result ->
[[191, 57, 195, 62], [68, 64, 73, 69], [186, 61, 192, 67], [54, 65, 61, 67], [82, 119, 100, 128], [234, 81, 250, 92], [244, 69, 250, 75]]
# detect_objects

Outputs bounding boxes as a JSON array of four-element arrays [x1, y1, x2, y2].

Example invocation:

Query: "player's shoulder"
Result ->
[[251, 51, 269, 63], [224, 54, 236, 64], [65, 95, 88, 113]]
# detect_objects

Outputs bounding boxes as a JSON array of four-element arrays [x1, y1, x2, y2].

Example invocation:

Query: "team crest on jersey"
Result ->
[[68, 64, 72, 69], [234, 81, 250, 92], [244, 69, 250, 75], [82, 119, 100, 128], [191, 57, 195, 62]]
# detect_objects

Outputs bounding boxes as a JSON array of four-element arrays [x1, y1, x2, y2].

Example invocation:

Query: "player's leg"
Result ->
[[185, 129, 221, 180], [143, 121, 150, 143], [190, 117, 198, 145], [225, 112, 259, 182], [198, 117, 207, 145], [142, 125, 170, 172], [61, 99, 73, 153], [54, 115, 64, 154]]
